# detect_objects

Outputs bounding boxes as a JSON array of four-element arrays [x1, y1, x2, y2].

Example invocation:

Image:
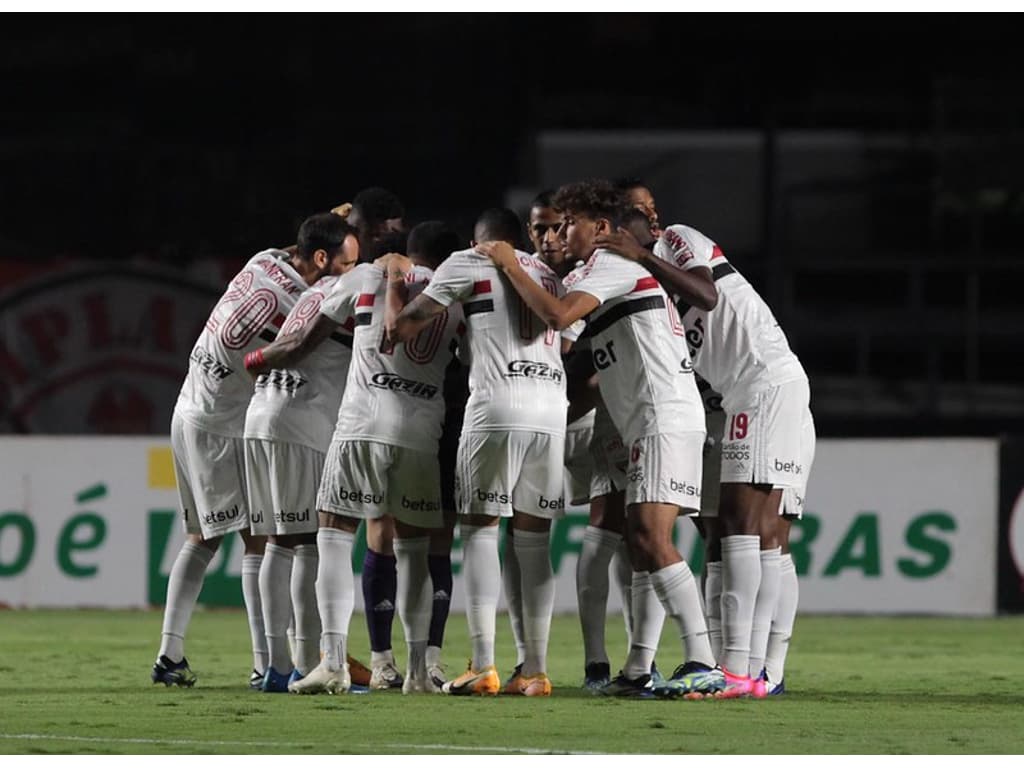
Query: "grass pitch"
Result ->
[[1, 610, 1022, 754]]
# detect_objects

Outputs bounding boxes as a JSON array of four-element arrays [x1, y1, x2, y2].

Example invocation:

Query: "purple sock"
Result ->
[[362, 548, 397, 653], [428, 553, 453, 648]]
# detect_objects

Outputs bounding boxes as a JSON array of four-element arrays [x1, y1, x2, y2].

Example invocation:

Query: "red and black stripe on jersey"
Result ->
[[463, 279, 495, 317]]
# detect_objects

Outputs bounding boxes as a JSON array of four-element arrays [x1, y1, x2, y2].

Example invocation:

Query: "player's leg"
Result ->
[[765, 406, 814, 694], [765, 515, 796, 695], [239, 529, 269, 688], [363, 515, 402, 690], [748, 505, 782, 695], [426, 507, 456, 689], [501, 521, 526, 680], [577, 489, 626, 689], [389, 446, 446, 694], [618, 433, 718, 700], [153, 416, 235, 687], [289, 440, 385, 694], [441, 430, 507, 696], [245, 437, 295, 692], [426, 414, 460, 689]]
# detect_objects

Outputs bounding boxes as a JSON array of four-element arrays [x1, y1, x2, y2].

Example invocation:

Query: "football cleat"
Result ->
[[427, 661, 448, 693], [714, 667, 754, 699], [370, 659, 404, 690], [287, 660, 351, 695], [503, 662, 524, 689], [653, 662, 726, 700], [151, 656, 196, 688], [287, 668, 304, 687], [504, 672, 552, 697], [441, 663, 500, 696], [600, 672, 655, 699], [767, 678, 785, 696], [582, 661, 611, 691], [346, 655, 372, 688], [260, 666, 292, 693], [249, 669, 264, 691]]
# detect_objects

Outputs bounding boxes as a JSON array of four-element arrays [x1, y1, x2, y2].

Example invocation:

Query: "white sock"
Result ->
[[259, 544, 295, 673], [766, 553, 799, 685], [613, 539, 634, 649], [704, 560, 724, 662], [394, 537, 432, 674], [501, 529, 526, 666], [316, 528, 355, 671], [242, 553, 268, 674], [426, 644, 443, 669], [513, 529, 555, 677], [576, 526, 619, 667], [158, 541, 214, 662], [650, 561, 715, 668], [623, 571, 665, 679], [291, 544, 322, 675], [749, 547, 782, 678], [721, 534, 761, 675], [461, 524, 500, 670]]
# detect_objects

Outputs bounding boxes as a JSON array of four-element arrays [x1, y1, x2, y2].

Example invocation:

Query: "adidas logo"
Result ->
[[373, 599, 395, 612], [433, 589, 450, 601]]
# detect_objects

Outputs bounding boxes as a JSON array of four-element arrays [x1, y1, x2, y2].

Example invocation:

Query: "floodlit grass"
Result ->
[[1, 610, 1022, 754]]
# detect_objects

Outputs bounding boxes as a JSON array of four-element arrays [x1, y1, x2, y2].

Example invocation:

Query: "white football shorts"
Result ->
[[317, 440, 443, 529], [455, 430, 566, 518], [625, 430, 705, 511], [245, 438, 323, 536], [564, 420, 595, 507], [171, 413, 249, 539], [720, 378, 814, 491]]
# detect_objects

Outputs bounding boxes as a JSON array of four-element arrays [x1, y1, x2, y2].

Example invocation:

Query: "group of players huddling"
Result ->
[[152, 179, 814, 701]]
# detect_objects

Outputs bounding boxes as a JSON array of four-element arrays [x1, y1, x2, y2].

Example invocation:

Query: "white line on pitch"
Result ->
[[0, 733, 602, 755]]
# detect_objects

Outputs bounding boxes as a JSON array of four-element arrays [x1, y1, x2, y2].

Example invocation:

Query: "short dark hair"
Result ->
[[296, 213, 356, 260], [369, 230, 408, 262], [352, 187, 405, 227], [474, 207, 522, 247], [553, 180, 630, 226], [407, 221, 461, 268], [530, 189, 556, 209], [621, 207, 657, 247]]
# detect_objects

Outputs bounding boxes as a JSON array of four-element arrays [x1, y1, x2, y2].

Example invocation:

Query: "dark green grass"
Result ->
[[1, 610, 1022, 754]]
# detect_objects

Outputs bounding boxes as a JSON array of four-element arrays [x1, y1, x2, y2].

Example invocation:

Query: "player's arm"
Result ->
[[594, 229, 717, 311], [477, 241, 597, 331], [382, 254, 416, 342], [244, 315, 338, 376], [389, 292, 448, 343]]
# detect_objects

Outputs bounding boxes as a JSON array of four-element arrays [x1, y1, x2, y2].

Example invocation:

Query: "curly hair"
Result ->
[[552, 179, 630, 225], [352, 187, 405, 227]]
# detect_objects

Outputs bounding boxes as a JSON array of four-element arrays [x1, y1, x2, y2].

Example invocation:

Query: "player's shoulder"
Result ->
[[408, 264, 434, 284], [657, 224, 720, 265]]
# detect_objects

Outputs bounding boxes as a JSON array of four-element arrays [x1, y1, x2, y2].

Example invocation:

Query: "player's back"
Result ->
[[244, 274, 354, 452], [566, 248, 704, 444], [424, 248, 568, 436], [333, 264, 462, 452], [176, 249, 308, 437], [654, 224, 806, 410]]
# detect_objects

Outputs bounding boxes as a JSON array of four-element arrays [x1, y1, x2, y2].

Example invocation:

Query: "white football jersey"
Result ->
[[654, 224, 807, 411], [424, 248, 568, 436], [243, 275, 354, 452], [175, 249, 308, 437], [321, 263, 462, 453], [566, 248, 704, 444]]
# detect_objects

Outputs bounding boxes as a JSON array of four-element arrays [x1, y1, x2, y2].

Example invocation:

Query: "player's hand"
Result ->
[[594, 228, 648, 262], [475, 240, 518, 269], [331, 202, 353, 219], [378, 253, 413, 280]]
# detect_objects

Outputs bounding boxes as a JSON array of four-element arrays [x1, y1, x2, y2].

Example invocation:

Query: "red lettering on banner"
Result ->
[[21, 307, 69, 366], [82, 293, 112, 349]]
